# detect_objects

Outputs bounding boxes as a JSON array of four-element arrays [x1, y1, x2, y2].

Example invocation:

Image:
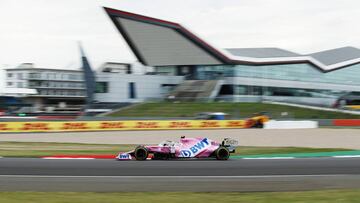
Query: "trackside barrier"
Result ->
[[333, 119, 360, 126], [0, 120, 250, 133], [264, 120, 318, 129]]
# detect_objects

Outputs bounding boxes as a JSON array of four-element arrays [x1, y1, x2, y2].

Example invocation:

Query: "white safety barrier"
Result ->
[[264, 120, 318, 129]]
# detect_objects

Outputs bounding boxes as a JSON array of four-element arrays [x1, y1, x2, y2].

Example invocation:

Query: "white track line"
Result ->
[[0, 174, 357, 178], [42, 157, 295, 160], [333, 155, 360, 158], [8, 156, 360, 160], [242, 157, 295, 160], [42, 157, 145, 160], [0, 116, 38, 119], [42, 157, 95, 160]]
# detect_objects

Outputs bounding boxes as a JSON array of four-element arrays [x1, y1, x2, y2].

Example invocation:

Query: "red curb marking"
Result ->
[[42, 154, 116, 159]]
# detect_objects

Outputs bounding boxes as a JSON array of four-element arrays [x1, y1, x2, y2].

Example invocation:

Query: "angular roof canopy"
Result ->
[[227, 48, 301, 58], [309, 47, 360, 66], [104, 7, 360, 72]]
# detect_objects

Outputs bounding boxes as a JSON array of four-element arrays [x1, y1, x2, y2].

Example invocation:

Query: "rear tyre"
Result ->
[[134, 146, 149, 161], [215, 146, 230, 160]]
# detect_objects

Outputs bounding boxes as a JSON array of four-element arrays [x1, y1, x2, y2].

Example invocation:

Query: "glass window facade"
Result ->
[[27, 71, 83, 81], [219, 85, 353, 98], [95, 82, 109, 93], [196, 65, 234, 80], [128, 82, 136, 99], [197, 63, 360, 86]]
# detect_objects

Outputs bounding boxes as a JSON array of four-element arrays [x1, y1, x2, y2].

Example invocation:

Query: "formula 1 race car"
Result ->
[[245, 112, 270, 128], [117, 137, 238, 161]]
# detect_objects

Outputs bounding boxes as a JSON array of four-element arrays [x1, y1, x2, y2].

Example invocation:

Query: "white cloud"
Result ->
[[0, 0, 359, 70]]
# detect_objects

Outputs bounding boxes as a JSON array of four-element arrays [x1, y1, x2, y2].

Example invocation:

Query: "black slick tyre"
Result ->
[[134, 146, 149, 161], [215, 146, 230, 160]]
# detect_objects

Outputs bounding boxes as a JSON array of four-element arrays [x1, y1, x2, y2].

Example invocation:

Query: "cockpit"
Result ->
[[158, 140, 180, 147]]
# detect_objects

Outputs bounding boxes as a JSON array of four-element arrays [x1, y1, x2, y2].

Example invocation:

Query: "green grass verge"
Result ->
[[0, 142, 349, 157], [1, 190, 360, 203], [107, 102, 360, 119], [0, 142, 133, 157]]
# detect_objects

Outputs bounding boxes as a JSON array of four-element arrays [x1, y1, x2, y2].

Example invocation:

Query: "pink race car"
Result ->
[[117, 137, 238, 160]]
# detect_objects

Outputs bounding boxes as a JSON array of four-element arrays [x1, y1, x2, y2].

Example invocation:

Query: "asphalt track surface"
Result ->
[[1, 157, 360, 192]]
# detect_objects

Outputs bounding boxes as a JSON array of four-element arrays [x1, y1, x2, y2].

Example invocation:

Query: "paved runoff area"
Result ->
[[0, 128, 360, 149]]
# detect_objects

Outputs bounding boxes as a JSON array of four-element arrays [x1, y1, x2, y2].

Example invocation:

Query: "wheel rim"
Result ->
[[218, 148, 229, 160], [136, 148, 147, 160]]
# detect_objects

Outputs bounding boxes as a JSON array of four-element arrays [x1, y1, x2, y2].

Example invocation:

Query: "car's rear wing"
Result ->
[[221, 138, 238, 153]]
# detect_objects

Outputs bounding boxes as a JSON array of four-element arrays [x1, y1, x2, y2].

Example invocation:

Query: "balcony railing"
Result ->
[[27, 75, 84, 82], [29, 86, 85, 90]]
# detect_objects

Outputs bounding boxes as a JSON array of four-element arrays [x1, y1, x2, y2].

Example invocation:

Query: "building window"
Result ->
[[42, 81, 49, 87], [29, 81, 40, 87], [7, 73, 13, 78], [17, 73, 23, 79], [29, 72, 40, 79], [7, 82, 13, 87], [17, 82, 23, 88], [219, 85, 234, 95], [95, 82, 108, 93], [128, 82, 136, 99], [69, 74, 80, 80]]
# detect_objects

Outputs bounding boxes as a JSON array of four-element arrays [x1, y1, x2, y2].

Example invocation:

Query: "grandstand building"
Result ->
[[103, 7, 360, 107]]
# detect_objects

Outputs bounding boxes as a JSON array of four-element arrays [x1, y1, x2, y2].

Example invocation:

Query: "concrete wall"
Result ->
[[95, 73, 184, 103], [5, 70, 28, 88], [264, 120, 318, 129]]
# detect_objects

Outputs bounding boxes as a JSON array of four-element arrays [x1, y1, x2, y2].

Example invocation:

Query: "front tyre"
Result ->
[[215, 146, 230, 160], [134, 146, 149, 161]]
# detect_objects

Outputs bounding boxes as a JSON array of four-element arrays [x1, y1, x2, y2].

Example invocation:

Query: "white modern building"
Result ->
[[4, 8, 360, 110], [4, 62, 183, 109], [101, 7, 360, 107], [94, 62, 182, 103], [5, 63, 86, 111]]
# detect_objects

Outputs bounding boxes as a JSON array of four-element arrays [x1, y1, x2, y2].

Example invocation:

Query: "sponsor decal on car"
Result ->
[[180, 138, 211, 157], [117, 153, 132, 160]]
